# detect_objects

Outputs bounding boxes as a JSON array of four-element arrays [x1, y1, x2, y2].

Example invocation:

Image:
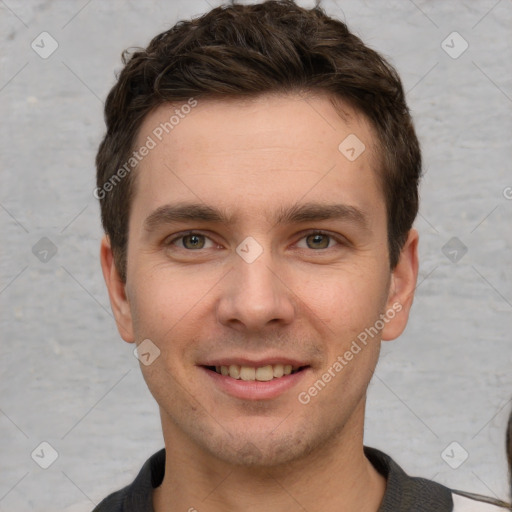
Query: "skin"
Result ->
[[101, 92, 419, 512]]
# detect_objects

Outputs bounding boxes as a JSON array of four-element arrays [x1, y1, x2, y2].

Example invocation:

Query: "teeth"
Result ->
[[240, 366, 255, 381], [229, 364, 240, 379], [273, 364, 284, 378], [214, 363, 301, 381], [255, 365, 274, 381]]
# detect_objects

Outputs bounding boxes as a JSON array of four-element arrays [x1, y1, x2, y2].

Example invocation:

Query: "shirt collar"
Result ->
[[126, 446, 454, 512]]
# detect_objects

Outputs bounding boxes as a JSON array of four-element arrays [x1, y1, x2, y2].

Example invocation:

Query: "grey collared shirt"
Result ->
[[92, 446, 509, 511]]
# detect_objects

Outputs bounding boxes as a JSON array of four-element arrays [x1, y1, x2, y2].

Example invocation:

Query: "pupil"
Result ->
[[309, 234, 328, 249], [185, 234, 203, 249]]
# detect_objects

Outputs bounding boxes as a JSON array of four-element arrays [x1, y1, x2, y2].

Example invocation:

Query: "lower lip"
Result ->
[[200, 366, 310, 400]]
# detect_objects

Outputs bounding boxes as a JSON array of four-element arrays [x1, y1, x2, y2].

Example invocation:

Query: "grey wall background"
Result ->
[[1, 1, 511, 511]]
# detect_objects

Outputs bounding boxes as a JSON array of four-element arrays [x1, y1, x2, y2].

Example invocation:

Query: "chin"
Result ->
[[198, 422, 319, 469]]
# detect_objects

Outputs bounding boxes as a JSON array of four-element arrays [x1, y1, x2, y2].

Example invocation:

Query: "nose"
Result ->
[[216, 246, 296, 333]]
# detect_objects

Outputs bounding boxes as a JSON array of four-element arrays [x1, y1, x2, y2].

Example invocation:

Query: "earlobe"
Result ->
[[99, 235, 135, 343], [381, 229, 419, 341]]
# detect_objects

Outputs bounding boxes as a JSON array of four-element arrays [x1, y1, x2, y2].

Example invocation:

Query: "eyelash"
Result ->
[[164, 230, 347, 251]]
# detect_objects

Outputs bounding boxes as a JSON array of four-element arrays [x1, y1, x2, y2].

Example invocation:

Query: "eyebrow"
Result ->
[[143, 201, 371, 233]]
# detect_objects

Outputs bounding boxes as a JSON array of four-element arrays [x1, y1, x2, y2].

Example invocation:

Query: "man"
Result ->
[[93, 1, 510, 510]]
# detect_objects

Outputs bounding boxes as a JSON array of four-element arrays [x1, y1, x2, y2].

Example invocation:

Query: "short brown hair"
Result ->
[[96, 0, 421, 282]]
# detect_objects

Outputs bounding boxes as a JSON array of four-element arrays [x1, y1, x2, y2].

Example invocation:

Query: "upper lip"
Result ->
[[199, 357, 309, 368]]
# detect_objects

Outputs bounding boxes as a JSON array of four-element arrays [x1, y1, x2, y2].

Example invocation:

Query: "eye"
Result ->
[[164, 230, 346, 253], [296, 231, 343, 250], [166, 232, 216, 250]]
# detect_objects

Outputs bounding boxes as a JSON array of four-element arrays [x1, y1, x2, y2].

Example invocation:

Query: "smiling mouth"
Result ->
[[202, 364, 309, 381]]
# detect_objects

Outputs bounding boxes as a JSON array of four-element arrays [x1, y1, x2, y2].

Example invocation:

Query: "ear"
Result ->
[[100, 234, 135, 343], [381, 229, 419, 341]]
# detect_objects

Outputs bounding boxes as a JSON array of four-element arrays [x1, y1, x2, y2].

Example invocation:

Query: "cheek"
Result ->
[[295, 265, 388, 332], [128, 272, 199, 388], [127, 266, 204, 340]]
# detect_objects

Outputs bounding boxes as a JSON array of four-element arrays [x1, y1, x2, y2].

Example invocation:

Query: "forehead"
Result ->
[[130, 92, 384, 230]]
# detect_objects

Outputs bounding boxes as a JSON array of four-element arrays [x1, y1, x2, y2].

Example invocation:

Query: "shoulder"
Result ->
[[91, 448, 166, 512], [365, 446, 453, 510], [452, 490, 511, 511], [364, 446, 511, 512], [91, 484, 130, 512]]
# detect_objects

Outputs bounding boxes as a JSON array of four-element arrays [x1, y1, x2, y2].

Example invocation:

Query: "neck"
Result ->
[[153, 403, 386, 512]]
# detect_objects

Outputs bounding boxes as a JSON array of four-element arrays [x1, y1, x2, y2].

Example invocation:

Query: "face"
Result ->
[[101, 92, 418, 468]]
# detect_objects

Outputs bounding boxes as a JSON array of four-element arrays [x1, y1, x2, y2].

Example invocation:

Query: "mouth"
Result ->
[[200, 362, 311, 400], [202, 364, 309, 381]]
